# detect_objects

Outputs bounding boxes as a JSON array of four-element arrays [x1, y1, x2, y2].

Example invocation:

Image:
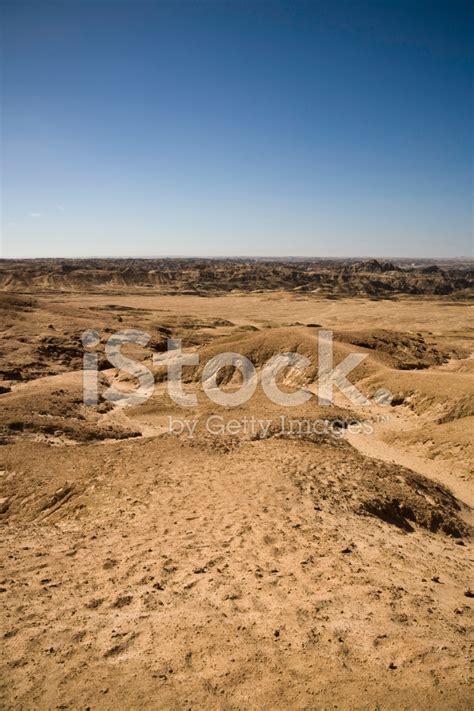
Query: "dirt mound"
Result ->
[[336, 329, 452, 369], [185, 327, 377, 388], [437, 395, 474, 423], [283, 438, 471, 539], [0, 293, 38, 312], [357, 464, 468, 537], [0, 376, 141, 446]]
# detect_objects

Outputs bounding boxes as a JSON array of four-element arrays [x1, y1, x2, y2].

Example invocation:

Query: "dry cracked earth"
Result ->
[[0, 258, 473, 710]]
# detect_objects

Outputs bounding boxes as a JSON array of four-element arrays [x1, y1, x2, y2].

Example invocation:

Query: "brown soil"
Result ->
[[0, 262, 473, 709]]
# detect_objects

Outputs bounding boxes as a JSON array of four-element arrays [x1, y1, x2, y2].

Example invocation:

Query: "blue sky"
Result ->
[[1, 0, 473, 258]]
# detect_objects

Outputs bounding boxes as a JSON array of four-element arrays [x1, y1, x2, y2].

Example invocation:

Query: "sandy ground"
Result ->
[[1, 290, 473, 709]]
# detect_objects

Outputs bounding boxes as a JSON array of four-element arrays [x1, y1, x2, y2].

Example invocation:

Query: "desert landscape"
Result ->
[[0, 257, 473, 709]]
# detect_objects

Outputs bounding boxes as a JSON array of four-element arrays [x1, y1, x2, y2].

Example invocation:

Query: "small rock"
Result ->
[[341, 545, 355, 554], [85, 597, 104, 609], [103, 558, 118, 570], [0, 497, 10, 514], [111, 594, 133, 608]]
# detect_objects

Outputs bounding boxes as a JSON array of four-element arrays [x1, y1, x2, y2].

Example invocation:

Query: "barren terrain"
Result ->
[[0, 259, 473, 710]]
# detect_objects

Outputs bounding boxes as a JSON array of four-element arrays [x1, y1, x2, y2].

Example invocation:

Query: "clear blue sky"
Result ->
[[1, 0, 473, 258]]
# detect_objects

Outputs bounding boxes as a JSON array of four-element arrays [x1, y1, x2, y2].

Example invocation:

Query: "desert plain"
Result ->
[[0, 257, 473, 709]]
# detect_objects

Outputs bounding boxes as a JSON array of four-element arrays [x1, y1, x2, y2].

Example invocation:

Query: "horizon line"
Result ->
[[0, 255, 473, 262]]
